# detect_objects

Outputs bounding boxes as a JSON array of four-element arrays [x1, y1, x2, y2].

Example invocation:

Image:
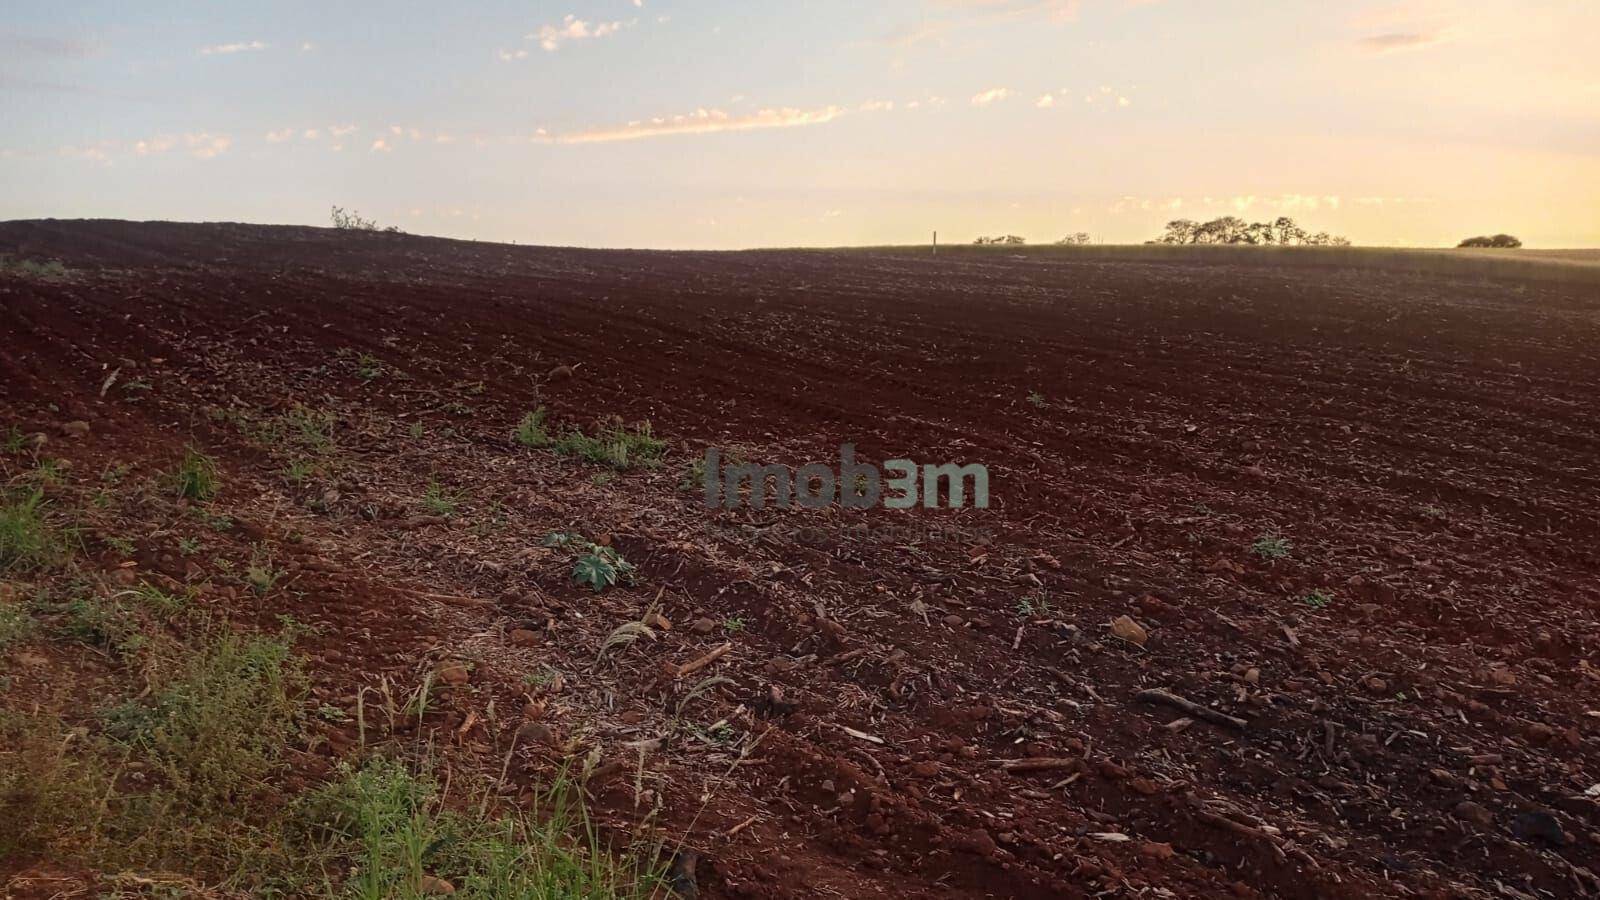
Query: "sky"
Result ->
[[1, 0, 1597, 249]]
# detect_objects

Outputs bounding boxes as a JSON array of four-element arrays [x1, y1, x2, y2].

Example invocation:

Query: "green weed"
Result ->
[[0, 488, 72, 573], [1250, 534, 1292, 561], [513, 408, 553, 448], [171, 447, 221, 501]]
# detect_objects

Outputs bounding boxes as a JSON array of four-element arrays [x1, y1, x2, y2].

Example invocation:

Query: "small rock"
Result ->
[[59, 420, 91, 439], [690, 617, 716, 635], [1525, 722, 1556, 743], [1484, 666, 1517, 686], [516, 722, 559, 748], [943, 614, 965, 628], [1138, 841, 1176, 861], [1363, 675, 1388, 694], [1137, 595, 1180, 621], [508, 628, 539, 648], [911, 760, 941, 778], [418, 874, 455, 895], [1453, 801, 1493, 826], [1109, 615, 1148, 646], [435, 663, 471, 686], [960, 827, 999, 858]]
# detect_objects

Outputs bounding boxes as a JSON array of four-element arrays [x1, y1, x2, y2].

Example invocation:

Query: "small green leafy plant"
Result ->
[[572, 544, 636, 593], [1250, 534, 1291, 561], [421, 481, 462, 517], [1303, 589, 1333, 609]]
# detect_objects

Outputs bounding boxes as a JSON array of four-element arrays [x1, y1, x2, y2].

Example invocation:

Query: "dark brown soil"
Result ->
[[3, 219, 1599, 898]]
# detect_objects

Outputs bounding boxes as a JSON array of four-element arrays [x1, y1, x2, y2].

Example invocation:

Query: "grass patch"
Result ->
[[299, 757, 662, 899], [0, 620, 658, 897], [102, 629, 303, 809], [0, 487, 72, 573], [0, 626, 305, 876], [170, 447, 221, 501], [422, 481, 462, 518], [553, 422, 666, 470], [0, 255, 74, 282], [0, 600, 34, 651], [513, 408, 554, 448]]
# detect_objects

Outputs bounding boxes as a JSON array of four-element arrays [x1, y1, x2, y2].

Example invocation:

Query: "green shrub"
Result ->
[[101, 630, 303, 808]]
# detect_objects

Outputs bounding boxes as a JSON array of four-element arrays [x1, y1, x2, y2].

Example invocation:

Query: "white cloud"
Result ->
[[971, 87, 1012, 106], [857, 99, 896, 112], [1035, 93, 1055, 108], [133, 136, 175, 156], [60, 142, 114, 163], [370, 138, 391, 152], [531, 15, 632, 52], [543, 105, 852, 144], [199, 40, 266, 56], [265, 128, 295, 143], [186, 133, 231, 159]]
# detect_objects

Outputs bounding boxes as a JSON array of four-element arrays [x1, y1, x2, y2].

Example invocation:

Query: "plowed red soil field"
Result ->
[[4, 220, 1600, 898]]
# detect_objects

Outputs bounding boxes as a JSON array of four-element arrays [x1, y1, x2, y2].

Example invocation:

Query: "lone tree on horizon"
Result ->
[[1457, 234, 1522, 249]]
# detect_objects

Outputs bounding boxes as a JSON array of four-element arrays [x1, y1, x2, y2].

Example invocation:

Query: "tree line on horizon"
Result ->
[[1153, 216, 1350, 246], [971, 217, 1349, 247]]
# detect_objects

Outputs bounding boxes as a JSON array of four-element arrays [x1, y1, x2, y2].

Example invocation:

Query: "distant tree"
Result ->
[[1303, 232, 1351, 247], [1270, 216, 1305, 245], [1156, 215, 1346, 247], [974, 234, 1026, 245], [1457, 234, 1522, 249], [1056, 232, 1092, 245], [1158, 220, 1199, 244]]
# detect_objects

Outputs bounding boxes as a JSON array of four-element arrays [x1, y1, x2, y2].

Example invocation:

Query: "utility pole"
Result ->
[[933, 230, 938, 256]]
